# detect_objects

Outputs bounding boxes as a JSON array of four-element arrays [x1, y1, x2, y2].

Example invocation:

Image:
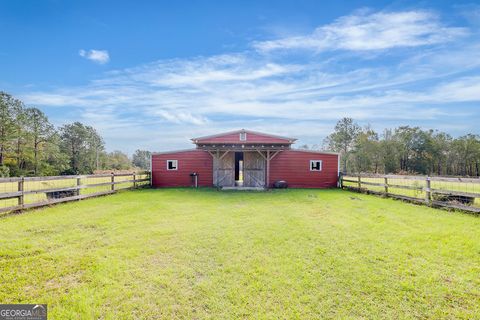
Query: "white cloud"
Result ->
[[254, 10, 467, 53], [79, 49, 110, 64], [431, 76, 480, 101], [19, 9, 480, 152], [156, 110, 209, 125]]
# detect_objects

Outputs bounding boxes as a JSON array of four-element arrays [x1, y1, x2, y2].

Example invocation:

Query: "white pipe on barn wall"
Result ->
[[337, 154, 341, 188], [337, 154, 341, 177]]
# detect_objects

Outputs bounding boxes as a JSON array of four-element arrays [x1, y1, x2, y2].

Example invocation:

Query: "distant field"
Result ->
[[1, 188, 479, 319], [0, 173, 149, 211], [343, 176, 480, 207]]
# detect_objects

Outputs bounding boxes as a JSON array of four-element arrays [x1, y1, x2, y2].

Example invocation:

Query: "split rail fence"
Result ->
[[0, 172, 150, 214], [341, 173, 480, 213]]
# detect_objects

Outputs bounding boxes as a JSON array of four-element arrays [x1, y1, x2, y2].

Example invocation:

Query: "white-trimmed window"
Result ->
[[310, 160, 322, 171], [167, 160, 178, 171], [239, 132, 247, 141]]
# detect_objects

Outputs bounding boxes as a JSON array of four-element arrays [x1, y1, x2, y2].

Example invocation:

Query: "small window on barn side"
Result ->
[[310, 160, 322, 171], [167, 160, 178, 170], [239, 132, 247, 141]]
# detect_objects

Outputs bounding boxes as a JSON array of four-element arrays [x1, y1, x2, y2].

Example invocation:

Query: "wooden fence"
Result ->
[[340, 173, 480, 213], [0, 172, 150, 214]]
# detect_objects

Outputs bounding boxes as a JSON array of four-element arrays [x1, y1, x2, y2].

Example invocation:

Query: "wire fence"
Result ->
[[0, 172, 150, 215], [341, 173, 480, 213]]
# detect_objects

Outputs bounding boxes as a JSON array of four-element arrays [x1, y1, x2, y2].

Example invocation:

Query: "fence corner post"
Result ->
[[425, 176, 431, 205], [357, 175, 362, 190], [384, 177, 388, 196], [133, 172, 136, 188], [18, 176, 24, 208]]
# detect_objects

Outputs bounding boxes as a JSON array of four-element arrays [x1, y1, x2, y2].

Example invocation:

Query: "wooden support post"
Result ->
[[111, 172, 115, 191], [219, 151, 230, 160], [18, 177, 24, 208], [215, 150, 220, 188], [339, 172, 343, 188], [358, 175, 362, 189], [266, 150, 270, 189], [384, 177, 388, 195], [425, 176, 431, 205], [269, 151, 281, 160], [133, 172, 137, 188], [255, 149, 267, 160], [76, 176, 81, 197]]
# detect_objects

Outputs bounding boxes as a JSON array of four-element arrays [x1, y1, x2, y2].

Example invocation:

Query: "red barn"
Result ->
[[151, 129, 339, 189]]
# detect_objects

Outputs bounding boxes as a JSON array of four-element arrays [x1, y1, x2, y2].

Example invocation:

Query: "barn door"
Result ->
[[214, 152, 235, 187], [244, 152, 265, 187]]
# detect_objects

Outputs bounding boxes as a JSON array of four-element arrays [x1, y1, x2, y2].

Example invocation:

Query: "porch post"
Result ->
[[215, 150, 220, 187], [266, 150, 270, 189]]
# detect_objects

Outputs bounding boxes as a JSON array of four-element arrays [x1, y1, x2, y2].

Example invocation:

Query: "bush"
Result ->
[[0, 165, 10, 177]]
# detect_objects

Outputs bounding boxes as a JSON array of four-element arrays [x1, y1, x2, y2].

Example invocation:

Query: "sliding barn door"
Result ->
[[244, 152, 265, 187], [213, 152, 235, 187]]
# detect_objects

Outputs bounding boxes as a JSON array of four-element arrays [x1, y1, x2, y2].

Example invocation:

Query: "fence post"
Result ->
[[357, 175, 362, 189], [425, 176, 431, 205], [384, 177, 388, 195], [18, 177, 24, 208], [133, 172, 137, 188], [111, 172, 115, 191], [76, 176, 81, 198]]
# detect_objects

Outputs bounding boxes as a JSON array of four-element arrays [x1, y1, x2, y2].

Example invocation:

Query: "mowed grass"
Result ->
[[1, 189, 479, 319]]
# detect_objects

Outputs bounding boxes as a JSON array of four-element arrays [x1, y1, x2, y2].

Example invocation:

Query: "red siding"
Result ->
[[152, 150, 213, 187], [196, 132, 292, 144], [152, 148, 338, 189], [269, 150, 339, 188]]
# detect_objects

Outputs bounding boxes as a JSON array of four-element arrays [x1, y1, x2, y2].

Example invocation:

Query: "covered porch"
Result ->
[[201, 146, 285, 188]]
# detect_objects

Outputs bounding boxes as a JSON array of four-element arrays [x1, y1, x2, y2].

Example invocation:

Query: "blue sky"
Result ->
[[1, 0, 480, 153]]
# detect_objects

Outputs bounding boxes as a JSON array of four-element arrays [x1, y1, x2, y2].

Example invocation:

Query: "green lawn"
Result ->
[[1, 189, 479, 319]]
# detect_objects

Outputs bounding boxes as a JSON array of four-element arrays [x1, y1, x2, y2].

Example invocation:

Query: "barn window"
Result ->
[[310, 160, 322, 171], [239, 132, 247, 141], [167, 160, 178, 170]]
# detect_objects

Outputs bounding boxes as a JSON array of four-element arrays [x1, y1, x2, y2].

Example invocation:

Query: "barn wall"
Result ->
[[196, 132, 290, 144], [269, 150, 338, 188], [152, 150, 213, 187]]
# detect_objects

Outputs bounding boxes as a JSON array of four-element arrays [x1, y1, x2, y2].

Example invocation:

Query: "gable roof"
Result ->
[[192, 129, 297, 144]]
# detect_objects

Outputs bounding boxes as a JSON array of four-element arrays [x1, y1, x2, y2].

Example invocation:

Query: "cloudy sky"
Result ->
[[1, 0, 479, 153]]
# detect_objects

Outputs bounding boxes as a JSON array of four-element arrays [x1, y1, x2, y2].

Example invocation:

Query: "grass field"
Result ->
[[1, 188, 479, 319], [0, 173, 149, 210], [343, 175, 480, 207]]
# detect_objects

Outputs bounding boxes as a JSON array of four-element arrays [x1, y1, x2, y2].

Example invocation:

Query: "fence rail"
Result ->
[[0, 172, 150, 214], [340, 173, 480, 213]]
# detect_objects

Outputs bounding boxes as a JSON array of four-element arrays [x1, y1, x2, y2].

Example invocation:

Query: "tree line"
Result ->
[[324, 118, 480, 176], [5, 91, 477, 178], [0, 92, 151, 177]]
